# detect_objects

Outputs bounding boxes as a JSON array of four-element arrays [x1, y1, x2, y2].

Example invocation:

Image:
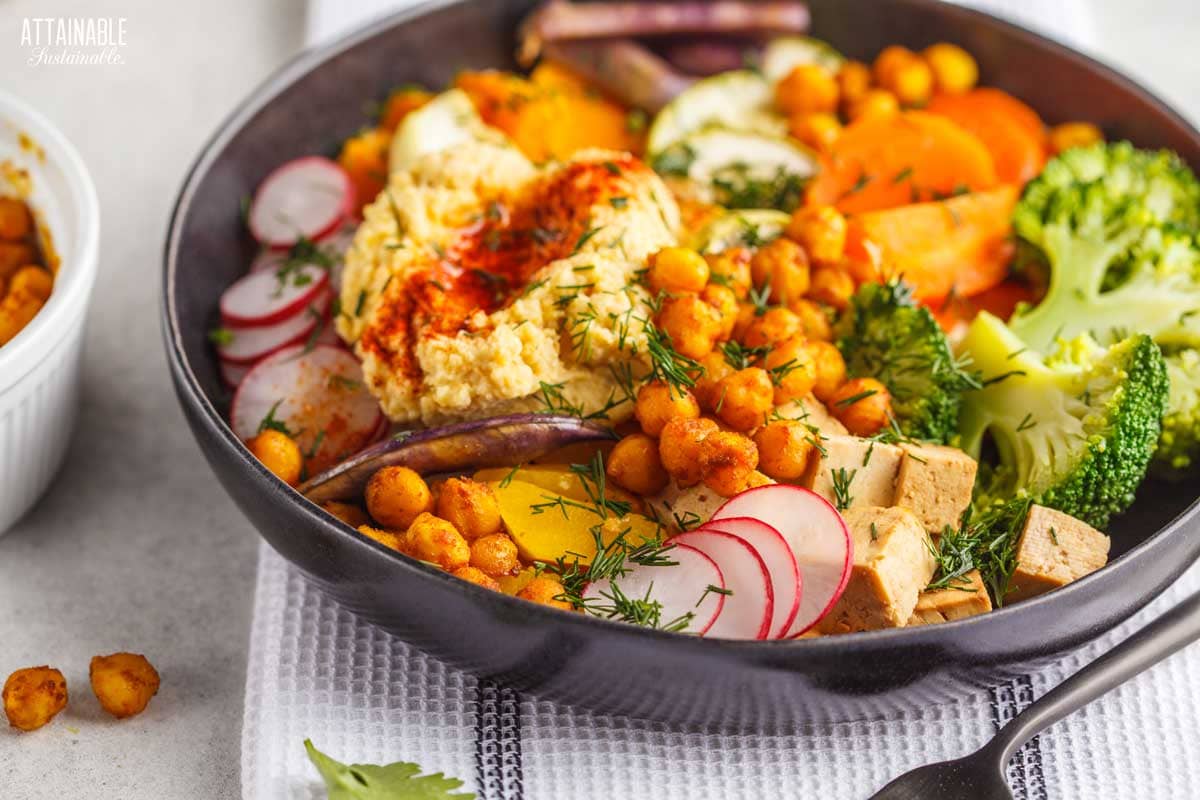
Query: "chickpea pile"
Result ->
[[776, 42, 979, 151], [776, 42, 1101, 157], [613, 223, 896, 500], [0, 196, 54, 347], [327, 467, 571, 609]]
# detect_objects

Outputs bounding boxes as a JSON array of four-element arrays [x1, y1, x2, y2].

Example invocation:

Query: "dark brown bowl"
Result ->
[[163, 0, 1200, 726]]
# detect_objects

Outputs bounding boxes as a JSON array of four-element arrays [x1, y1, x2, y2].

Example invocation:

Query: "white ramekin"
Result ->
[[0, 91, 99, 535]]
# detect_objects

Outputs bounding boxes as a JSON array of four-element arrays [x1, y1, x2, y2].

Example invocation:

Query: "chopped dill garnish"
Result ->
[[256, 400, 294, 437], [719, 340, 767, 370], [835, 388, 878, 407], [208, 327, 234, 347]]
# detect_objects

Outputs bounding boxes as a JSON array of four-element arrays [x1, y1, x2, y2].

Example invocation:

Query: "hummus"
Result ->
[[339, 137, 681, 426]]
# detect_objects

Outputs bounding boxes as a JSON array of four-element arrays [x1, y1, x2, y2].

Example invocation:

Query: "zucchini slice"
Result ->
[[689, 209, 792, 254], [655, 128, 817, 212], [389, 89, 506, 172], [646, 70, 785, 156], [760, 36, 846, 82]]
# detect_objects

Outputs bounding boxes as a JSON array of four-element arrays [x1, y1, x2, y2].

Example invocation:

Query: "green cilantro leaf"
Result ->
[[305, 740, 474, 800]]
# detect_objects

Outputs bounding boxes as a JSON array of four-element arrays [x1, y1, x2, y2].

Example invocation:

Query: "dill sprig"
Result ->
[[719, 340, 768, 370], [831, 467, 856, 511], [645, 323, 703, 392], [926, 497, 1035, 604]]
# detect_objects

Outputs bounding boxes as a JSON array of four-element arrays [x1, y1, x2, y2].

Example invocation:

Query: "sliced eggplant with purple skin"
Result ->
[[543, 39, 695, 112], [299, 414, 617, 504], [518, 0, 811, 65]]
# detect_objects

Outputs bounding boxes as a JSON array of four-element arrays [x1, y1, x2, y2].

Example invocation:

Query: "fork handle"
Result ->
[[986, 588, 1200, 765]]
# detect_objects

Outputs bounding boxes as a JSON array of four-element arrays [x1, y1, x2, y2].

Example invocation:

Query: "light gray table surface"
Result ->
[[0, 2, 1198, 798]]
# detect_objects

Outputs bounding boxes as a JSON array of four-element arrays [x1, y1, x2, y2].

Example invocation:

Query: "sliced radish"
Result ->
[[712, 485, 852, 637], [220, 263, 329, 327], [699, 516, 799, 639], [219, 360, 251, 390], [582, 543, 725, 635], [231, 344, 383, 474], [215, 290, 331, 365], [670, 530, 772, 640], [248, 156, 353, 249]]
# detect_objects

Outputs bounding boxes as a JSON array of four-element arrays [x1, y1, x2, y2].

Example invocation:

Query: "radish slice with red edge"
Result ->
[[699, 516, 799, 638], [712, 485, 852, 637], [670, 529, 772, 640], [219, 360, 251, 390], [581, 543, 725, 635], [248, 156, 353, 249], [231, 344, 383, 475], [220, 263, 329, 327], [215, 290, 331, 365]]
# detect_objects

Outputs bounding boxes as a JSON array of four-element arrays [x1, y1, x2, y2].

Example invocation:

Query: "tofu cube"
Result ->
[[893, 443, 978, 534], [908, 569, 993, 625], [817, 506, 936, 633], [803, 434, 901, 510], [1006, 505, 1110, 603], [774, 394, 848, 438]]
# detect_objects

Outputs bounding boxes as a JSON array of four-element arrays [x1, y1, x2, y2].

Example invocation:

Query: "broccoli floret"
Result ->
[[1007, 141, 1200, 469], [835, 280, 979, 443], [957, 312, 1167, 529], [1155, 347, 1200, 470]]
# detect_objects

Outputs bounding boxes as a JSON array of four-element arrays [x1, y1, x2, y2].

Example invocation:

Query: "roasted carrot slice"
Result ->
[[845, 184, 1019, 302], [932, 279, 1036, 332], [926, 90, 1047, 184], [806, 111, 998, 214]]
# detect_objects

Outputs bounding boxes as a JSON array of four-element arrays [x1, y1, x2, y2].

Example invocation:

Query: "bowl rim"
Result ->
[[0, 89, 100, 393], [163, 0, 1200, 654]]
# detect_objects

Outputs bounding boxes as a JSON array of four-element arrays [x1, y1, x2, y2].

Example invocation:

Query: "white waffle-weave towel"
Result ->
[[244, 541, 1200, 799], [243, 2, 1174, 798]]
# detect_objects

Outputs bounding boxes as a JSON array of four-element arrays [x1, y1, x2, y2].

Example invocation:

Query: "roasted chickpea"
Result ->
[[3, 666, 67, 731], [829, 377, 893, 436], [1049, 122, 1103, 155], [469, 533, 521, 578], [788, 297, 834, 341], [808, 267, 856, 311], [776, 64, 839, 115], [89, 653, 160, 719], [731, 302, 759, 342], [789, 111, 842, 152], [807, 340, 848, 403], [357, 524, 405, 553], [453, 565, 501, 591], [705, 248, 752, 299], [366, 466, 433, 530], [753, 421, 818, 480], [0, 197, 32, 241], [517, 575, 571, 609], [0, 242, 36, 280], [922, 43, 978, 94], [849, 89, 900, 122], [405, 512, 471, 570], [872, 45, 917, 86], [607, 433, 669, 496], [700, 430, 760, 497], [714, 367, 774, 432], [693, 350, 736, 411], [786, 206, 847, 267], [648, 246, 710, 294], [657, 294, 723, 359], [436, 477, 502, 540], [658, 416, 719, 487], [321, 501, 371, 528], [836, 60, 873, 108], [740, 307, 802, 350], [763, 334, 818, 404], [635, 380, 700, 437], [700, 283, 739, 341], [246, 429, 303, 486], [750, 238, 810, 304], [882, 58, 933, 107]]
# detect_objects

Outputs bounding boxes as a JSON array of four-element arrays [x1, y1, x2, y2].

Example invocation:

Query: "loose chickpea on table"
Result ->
[[3, 666, 67, 731], [90, 652, 160, 719]]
